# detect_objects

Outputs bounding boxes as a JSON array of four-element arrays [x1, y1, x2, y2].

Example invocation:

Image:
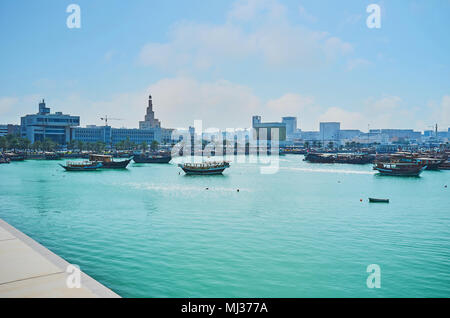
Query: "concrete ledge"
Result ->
[[0, 219, 120, 298]]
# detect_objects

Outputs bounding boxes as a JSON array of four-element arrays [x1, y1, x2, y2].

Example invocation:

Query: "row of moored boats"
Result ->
[[58, 153, 231, 175], [304, 151, 450, 176]]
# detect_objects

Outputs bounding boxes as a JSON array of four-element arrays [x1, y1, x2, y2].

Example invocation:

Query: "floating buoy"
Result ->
[[237, 189, 240, 192], [360, 199, 363, 202], [206, 187, 209, 190], [445, 185, 448, 188]]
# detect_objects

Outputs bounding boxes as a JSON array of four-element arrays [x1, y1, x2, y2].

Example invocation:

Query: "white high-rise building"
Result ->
[[319, 122, 340, 142], [282, 117, 297, 140]]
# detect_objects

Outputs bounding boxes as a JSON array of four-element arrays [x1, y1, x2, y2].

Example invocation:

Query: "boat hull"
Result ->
[[374, 166, 426, 177], [59, 163, 102, 171], [133, 156, 171, 164], [180, 167, 226, 175], [99, 159, 131, 169], [369, 198, 390, 203]]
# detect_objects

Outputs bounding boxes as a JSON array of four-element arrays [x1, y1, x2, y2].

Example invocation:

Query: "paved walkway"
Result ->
[[0, 219, 120, 298]]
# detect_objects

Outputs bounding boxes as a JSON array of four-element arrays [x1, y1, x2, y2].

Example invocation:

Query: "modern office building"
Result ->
[[72, 125, 162, 145], [319, 122, 340, 143], [0, 125, 7, 136], [71, 95, 174, 146], [20, 99, 80, 144], [0, 124, 21, 136], [301, 131, 320, 141], [339, 129, 362, 141], [252, 116, 287, 145], [282, 117, 297, 140], [369, 129, 422, 142]]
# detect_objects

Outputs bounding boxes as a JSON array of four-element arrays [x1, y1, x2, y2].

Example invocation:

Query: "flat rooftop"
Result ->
[[0, 219, 120, 298]]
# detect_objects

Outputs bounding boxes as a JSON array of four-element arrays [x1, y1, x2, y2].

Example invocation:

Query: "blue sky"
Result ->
[[0, 0, 449, 131]]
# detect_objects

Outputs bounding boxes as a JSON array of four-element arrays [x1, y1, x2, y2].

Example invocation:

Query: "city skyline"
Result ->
[[1, 0, 449, 131]]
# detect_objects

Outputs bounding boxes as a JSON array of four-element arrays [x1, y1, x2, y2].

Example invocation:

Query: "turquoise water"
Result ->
[[0, 155, 449, 297]]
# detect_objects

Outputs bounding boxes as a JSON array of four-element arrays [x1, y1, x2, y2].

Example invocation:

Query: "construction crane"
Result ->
[[100, 115, 123, 126]]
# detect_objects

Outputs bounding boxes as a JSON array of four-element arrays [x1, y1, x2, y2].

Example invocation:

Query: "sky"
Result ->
[[0, 0, 449, 131]]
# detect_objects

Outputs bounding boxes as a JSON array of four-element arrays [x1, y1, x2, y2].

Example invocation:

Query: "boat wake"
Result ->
[[121, 182, 250, 193], [282, 167, 376, 175]]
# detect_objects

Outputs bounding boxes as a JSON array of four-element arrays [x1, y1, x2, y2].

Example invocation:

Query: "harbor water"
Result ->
[[0, 155, 449, 297]]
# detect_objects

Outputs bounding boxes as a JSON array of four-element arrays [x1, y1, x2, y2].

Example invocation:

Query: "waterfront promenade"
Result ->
[[0, 219, 119, 298]]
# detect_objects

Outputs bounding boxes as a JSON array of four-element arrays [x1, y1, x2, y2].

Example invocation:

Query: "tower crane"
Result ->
[[100, 115, 123, 126]]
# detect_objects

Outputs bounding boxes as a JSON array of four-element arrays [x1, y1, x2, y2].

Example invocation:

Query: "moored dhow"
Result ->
[[438, 160, 450, 170], [0, 154, 10, 164], [89, 154, 131, 169], [373, 161, 426, 177], [59, 161, 102, 171], [4, 152, 26, 161], [133, 153, 171, 164], [178, 161, 230, 175], [304, 152, 374, 164]]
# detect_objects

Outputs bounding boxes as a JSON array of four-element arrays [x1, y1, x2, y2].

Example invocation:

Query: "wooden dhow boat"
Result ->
[[59, 161, 102, 171], [133, 153, 171, 164], [373, 161, 426, 177], [4, 152, 26, 161], [178, 161, 230, 175], [0, 155, 10, 164], [438, 161, 450, 170], [369, 198, 390, 203], [89, 154, 131, 169]]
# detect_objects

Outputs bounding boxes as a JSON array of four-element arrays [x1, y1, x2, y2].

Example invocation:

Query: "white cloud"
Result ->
[[148, 77, 261, 129], [367, 96, 402, 112], [0, 97, 19, 116], [228, 0, 286, 21], [0, 95, 43, 124], [319, 107, 365, 129], [439, 96, 450, 127], [139, 0, 353, 71], [347, 58, 372, 71], [104, 50, 115, 63], [298, 5, 317, 23]]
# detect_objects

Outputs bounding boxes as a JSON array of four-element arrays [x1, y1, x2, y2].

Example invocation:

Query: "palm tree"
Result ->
[[67, 140, 76, 151], [43, 138, 56, 152], [19, 138, 31, 151], [123, 137, 132, 150], [33, 141, 42, 152], [0, 136, 8, 151], [304, 141, 310, 150], [141, 141, 148, 153], [76, 140, 84, 152], [151, 140, 159, 152], [95, 141, 106, 153], [9, 137, 19, 152]]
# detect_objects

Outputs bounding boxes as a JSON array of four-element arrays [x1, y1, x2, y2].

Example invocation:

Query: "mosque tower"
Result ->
[[139, 95, 161, 129]]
